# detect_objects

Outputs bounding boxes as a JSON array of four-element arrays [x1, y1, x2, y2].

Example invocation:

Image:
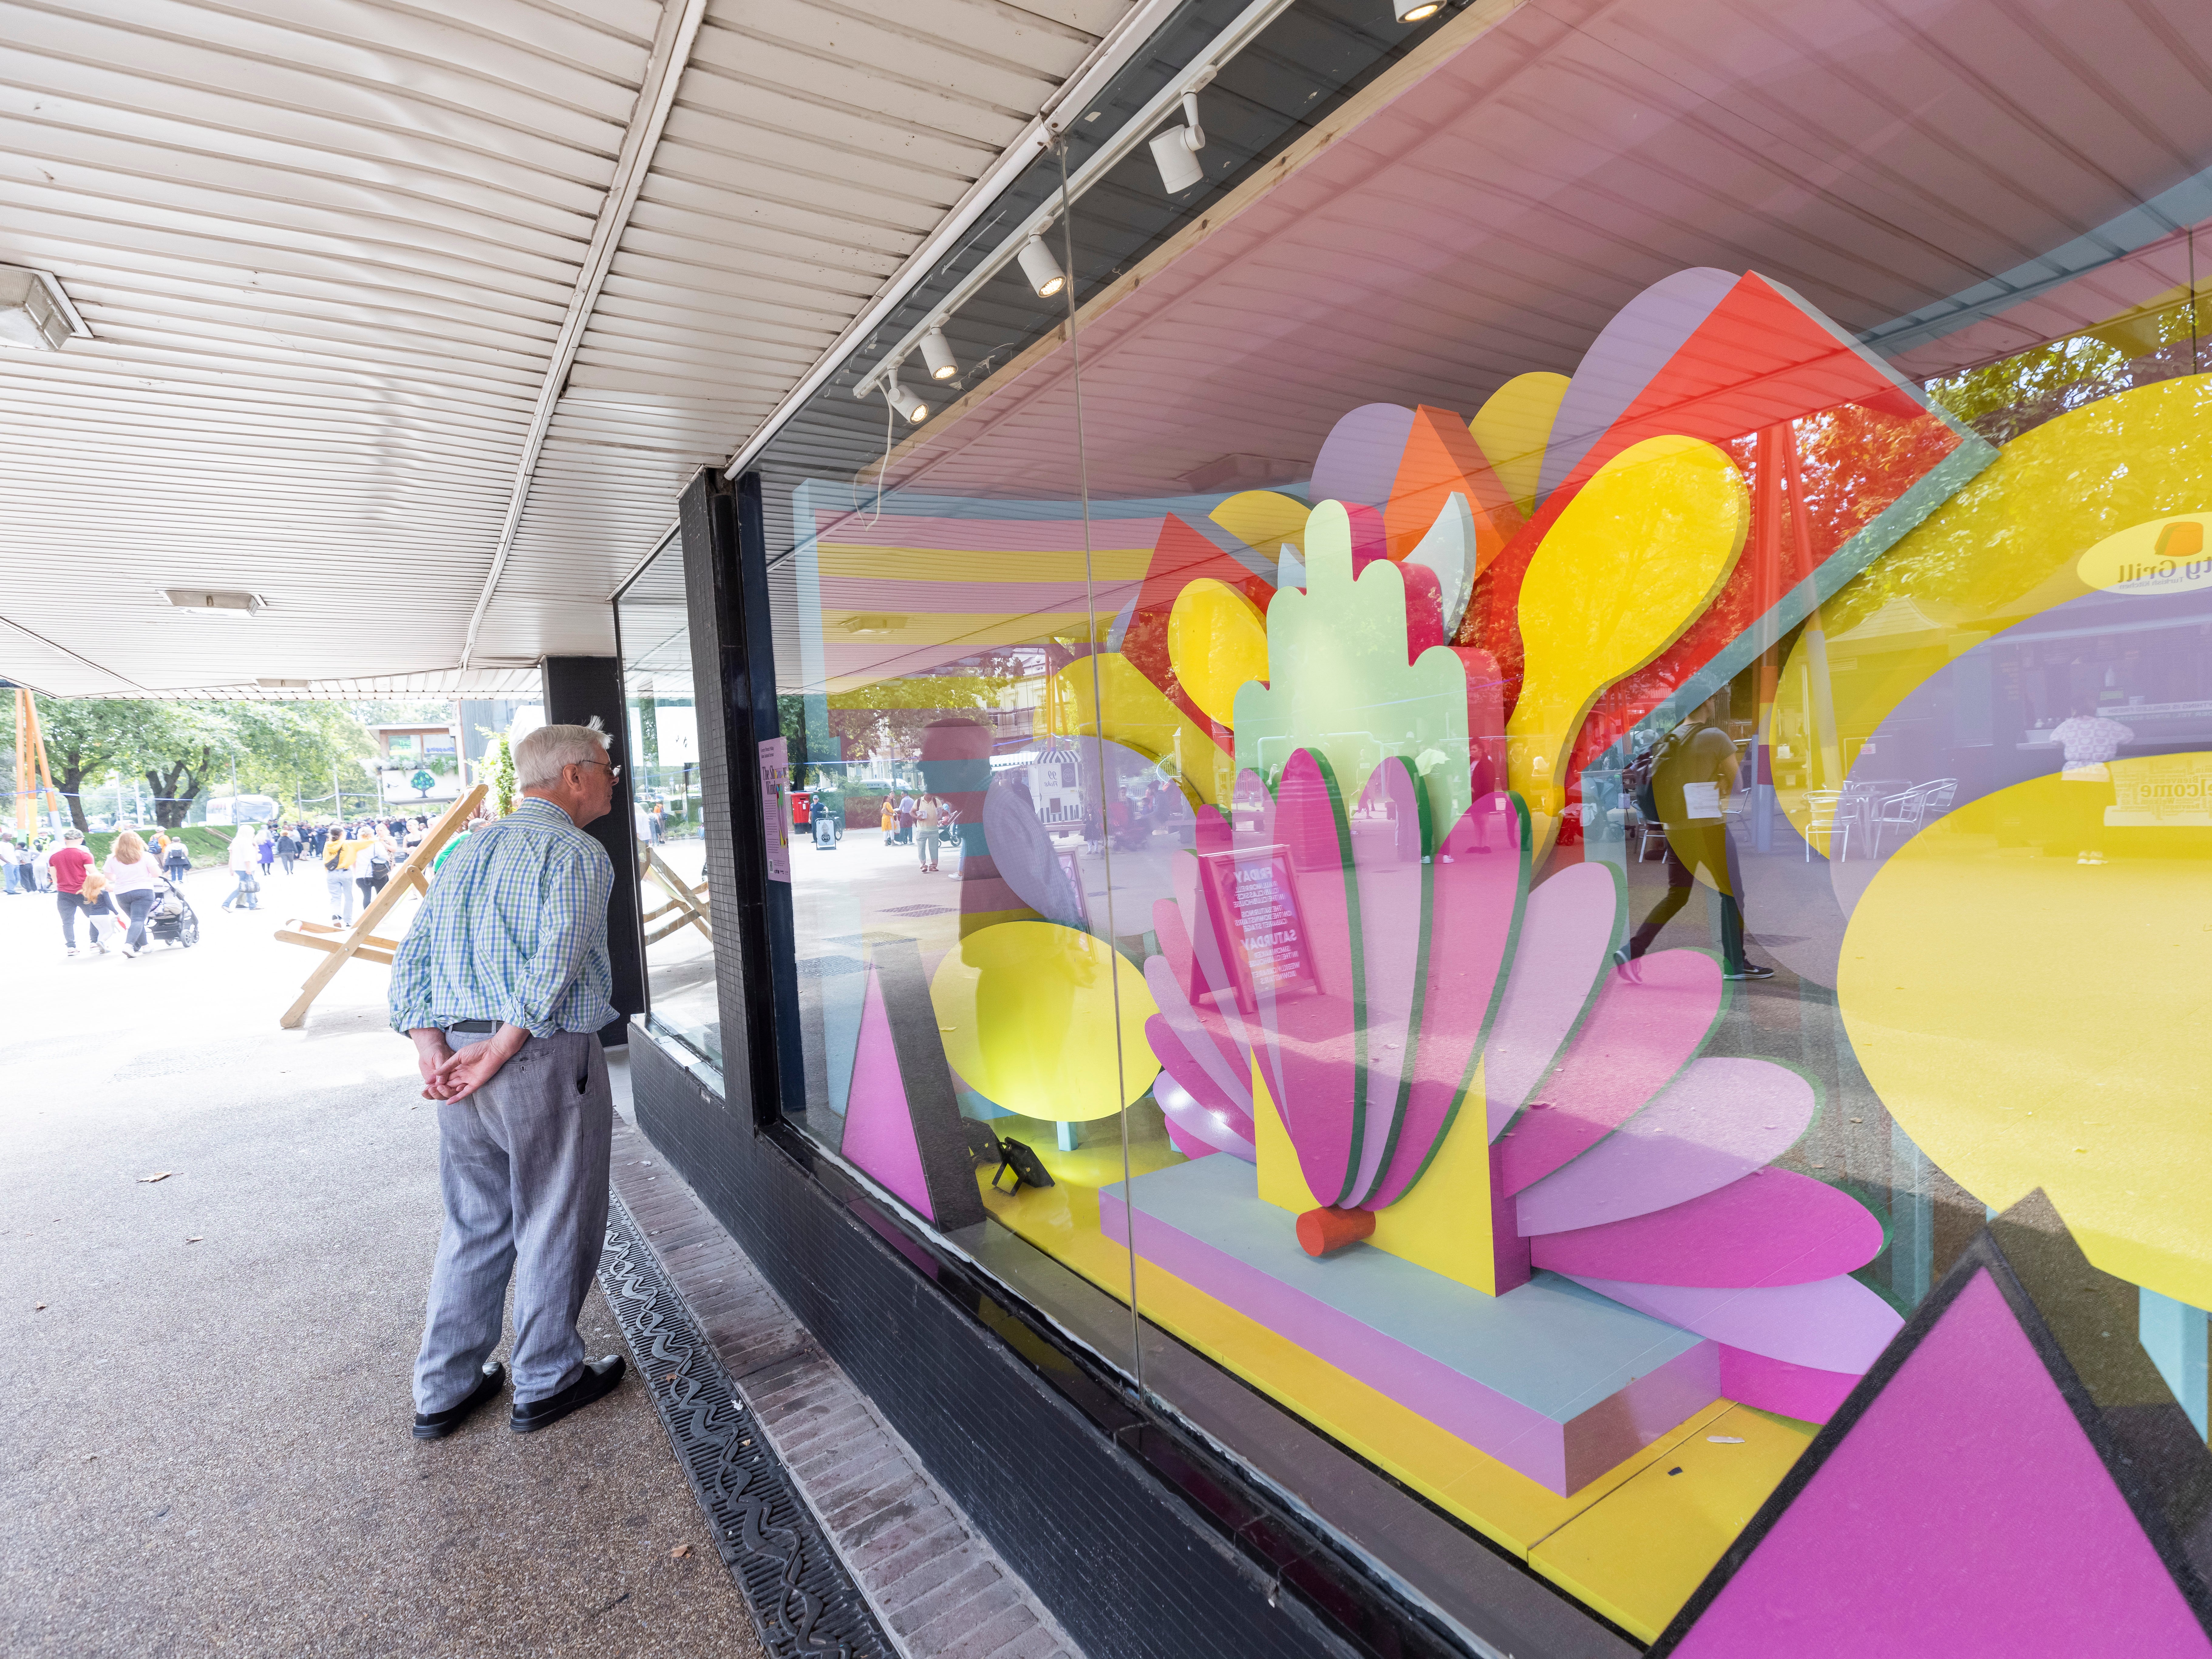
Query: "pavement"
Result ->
[[0, 855, 766, 1657]]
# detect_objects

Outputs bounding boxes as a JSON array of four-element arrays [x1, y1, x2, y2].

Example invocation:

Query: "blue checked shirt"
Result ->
[[388, 799, 616, 1037]]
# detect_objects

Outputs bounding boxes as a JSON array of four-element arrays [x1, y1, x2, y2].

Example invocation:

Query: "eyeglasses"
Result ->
[[574, 758, 623, 783]]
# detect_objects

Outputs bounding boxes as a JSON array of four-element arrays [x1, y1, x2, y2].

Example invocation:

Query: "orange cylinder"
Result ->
[[1296, 1205, 1377, 1258]]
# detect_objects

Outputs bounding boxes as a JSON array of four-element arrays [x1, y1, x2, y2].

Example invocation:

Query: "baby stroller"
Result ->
[[145, 875, 201, 949]]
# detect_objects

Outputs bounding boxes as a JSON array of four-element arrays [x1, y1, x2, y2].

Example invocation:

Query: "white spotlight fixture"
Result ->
[[0, 264, 89, 352], [880, 368, 928, 424], [920, 320, 958, 381], [1394, 0, 1443, 19], [1017, 233, 1066, 299], [1149, 90, 1208, 195]]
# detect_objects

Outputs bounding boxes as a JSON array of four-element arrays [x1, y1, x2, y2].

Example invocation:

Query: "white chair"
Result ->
[[1866, 786, 1927, 859], [1802, 791, 1846, 861]]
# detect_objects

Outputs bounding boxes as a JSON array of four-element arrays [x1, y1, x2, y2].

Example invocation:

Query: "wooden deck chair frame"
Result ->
[[274, 782, 488, 1029], [638, 840, 710, 946]]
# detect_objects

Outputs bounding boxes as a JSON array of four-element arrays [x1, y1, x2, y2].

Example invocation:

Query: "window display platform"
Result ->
[[983, 1157, 1815, 1642], [1100, 1156, 1715, 1496]]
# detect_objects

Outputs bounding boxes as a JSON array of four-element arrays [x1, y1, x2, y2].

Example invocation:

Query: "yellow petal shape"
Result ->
[[1840, 768, 2212, 1308], [930, 921, 1160, 1122], [1043, 651, 1235, 808], [1210, 489, 1310, 562], [1471, 372, 1572, 519], [1506, 435, 1748, 841], [1167, 578, 1269, 727]]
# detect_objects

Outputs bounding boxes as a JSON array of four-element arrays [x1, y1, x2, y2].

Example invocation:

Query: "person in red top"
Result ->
[[47, 827, 101, 957]]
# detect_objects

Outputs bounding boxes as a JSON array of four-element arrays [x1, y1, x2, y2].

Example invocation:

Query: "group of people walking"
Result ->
[[26, 811, 440, 955], [41, 827, 168, 958]]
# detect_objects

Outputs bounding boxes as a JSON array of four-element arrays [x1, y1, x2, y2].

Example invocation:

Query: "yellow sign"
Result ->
[[2075, 513, 2212, 595]]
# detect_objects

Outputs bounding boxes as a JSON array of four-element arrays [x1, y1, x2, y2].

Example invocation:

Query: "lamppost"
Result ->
[[104, 768, 120, 827]]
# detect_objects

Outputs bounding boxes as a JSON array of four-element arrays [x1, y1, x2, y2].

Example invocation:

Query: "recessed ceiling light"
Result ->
[[163, 589, 265, 615], [0, 265, 89, 353], [1395, 0, 1443, 19], [257, 677, 312, 689]]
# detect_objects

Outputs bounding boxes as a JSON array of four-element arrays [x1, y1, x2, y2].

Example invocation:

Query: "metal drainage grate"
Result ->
[[599, 1193, 893, 1659]]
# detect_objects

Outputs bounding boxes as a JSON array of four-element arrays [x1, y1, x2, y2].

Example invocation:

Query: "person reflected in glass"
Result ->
[[161, 833, 191, 887], [1617, 696, 1772, 982], [916, 793, 942, 872], [2048, 703, 2134, 866], [896, 792, 916, 846]]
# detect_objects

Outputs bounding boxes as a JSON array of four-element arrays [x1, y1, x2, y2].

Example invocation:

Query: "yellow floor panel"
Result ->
[[1528, 1403, 1817, 1640], [979, 1168, 1746, 1577]]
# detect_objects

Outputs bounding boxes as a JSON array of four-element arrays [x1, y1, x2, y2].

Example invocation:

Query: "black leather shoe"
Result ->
[[412, 1361, 506, 1440], [511, 1355, 625, 1434]]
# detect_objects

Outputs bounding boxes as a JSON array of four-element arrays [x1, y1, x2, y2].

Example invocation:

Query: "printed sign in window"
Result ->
[[1194, 844, 1317, 1014]]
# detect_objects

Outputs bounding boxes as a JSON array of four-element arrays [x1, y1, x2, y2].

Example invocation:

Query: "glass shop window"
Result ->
[[614, 533, 718, 1076], [747, 0, 2212, 1643]]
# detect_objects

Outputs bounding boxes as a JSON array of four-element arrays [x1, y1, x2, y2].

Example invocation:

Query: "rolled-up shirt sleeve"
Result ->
[[501, 844, 610, 1036], [388, 919, 437, 1033]]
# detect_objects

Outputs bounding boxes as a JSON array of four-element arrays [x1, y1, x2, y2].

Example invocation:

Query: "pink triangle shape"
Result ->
[[839, 964, 935, 1220], [1673, 1269, 2212, 1657]]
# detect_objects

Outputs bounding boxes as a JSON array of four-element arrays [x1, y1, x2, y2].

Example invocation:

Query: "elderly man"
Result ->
[[389, 721, 627, 1439]]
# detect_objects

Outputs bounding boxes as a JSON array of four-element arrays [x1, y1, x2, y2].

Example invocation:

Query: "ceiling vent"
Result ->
[[164, 589, 266, 615]]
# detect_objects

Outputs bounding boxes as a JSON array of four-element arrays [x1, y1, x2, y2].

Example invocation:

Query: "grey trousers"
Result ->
[[412, 1029, 613, 1413]]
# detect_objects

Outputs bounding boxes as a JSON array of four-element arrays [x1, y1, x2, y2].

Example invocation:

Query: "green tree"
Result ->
[[37, 699, 144, 830], [482, 731, 517, 816], [32, 698, 376, 828]]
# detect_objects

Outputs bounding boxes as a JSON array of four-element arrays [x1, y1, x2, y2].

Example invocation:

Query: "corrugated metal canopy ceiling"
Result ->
[[0, 0, 1140, 697]]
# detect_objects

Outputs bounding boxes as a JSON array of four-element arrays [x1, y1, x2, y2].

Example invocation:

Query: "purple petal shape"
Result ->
[[1530, 1170, 1884, 1286], [1262, 751, 1361, 1206], [1367, 793, 1526, 1209], [1346, 758, 1425, 1203], [1142, 953, 1253, 1116], [1482, 861, 1620, 1137], [1312, 402, 1416, 510], [1569, 1272, 1904, 1374], [1497, 948, 1723, 1195], [1154, 1068, 1257, 1161], [1536, 267, 1739, 502], [1717, 1345, 1860, 1423], [1514, 1057, 1815, 1235]]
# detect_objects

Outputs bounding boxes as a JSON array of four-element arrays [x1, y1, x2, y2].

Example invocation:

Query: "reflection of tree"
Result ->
[[818, 648, 1040, 772], [1925, 291, 2207, 449]]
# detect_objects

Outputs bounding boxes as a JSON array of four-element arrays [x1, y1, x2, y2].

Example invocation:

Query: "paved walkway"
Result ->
[[0, 858, 764, 1657]]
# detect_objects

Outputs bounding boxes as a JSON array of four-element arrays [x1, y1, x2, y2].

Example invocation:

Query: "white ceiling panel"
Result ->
[[0, 0, 1140, 697]]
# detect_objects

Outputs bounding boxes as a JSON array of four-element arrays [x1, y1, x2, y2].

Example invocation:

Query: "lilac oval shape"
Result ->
[[1568, 1272, 1903, 1374], [1311, 403, 1416, 511], [1514, 1056, 1816, 1235], [1530, 1169, 1884, 1286]]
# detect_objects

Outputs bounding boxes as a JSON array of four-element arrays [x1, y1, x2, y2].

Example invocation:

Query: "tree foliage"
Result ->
[[29, 697, 374, 828]]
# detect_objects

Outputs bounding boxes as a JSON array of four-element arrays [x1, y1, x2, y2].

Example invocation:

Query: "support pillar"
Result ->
[[540, 655, 647, 1046]]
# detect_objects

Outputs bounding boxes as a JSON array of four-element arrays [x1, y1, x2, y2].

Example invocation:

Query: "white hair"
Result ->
[[514, 719, 611, 790]]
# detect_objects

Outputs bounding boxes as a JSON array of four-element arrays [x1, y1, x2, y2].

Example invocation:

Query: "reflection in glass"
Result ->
[[614, 535, 718, 1070]]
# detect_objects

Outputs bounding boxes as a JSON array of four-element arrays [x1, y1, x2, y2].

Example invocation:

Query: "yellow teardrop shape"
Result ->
[[1506, 434, 1748, 836], [1167, 577, 1270, 727]]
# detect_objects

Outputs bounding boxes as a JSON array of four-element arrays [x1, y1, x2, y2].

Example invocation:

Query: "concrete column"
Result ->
[[539, 656, 647, 1046]]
